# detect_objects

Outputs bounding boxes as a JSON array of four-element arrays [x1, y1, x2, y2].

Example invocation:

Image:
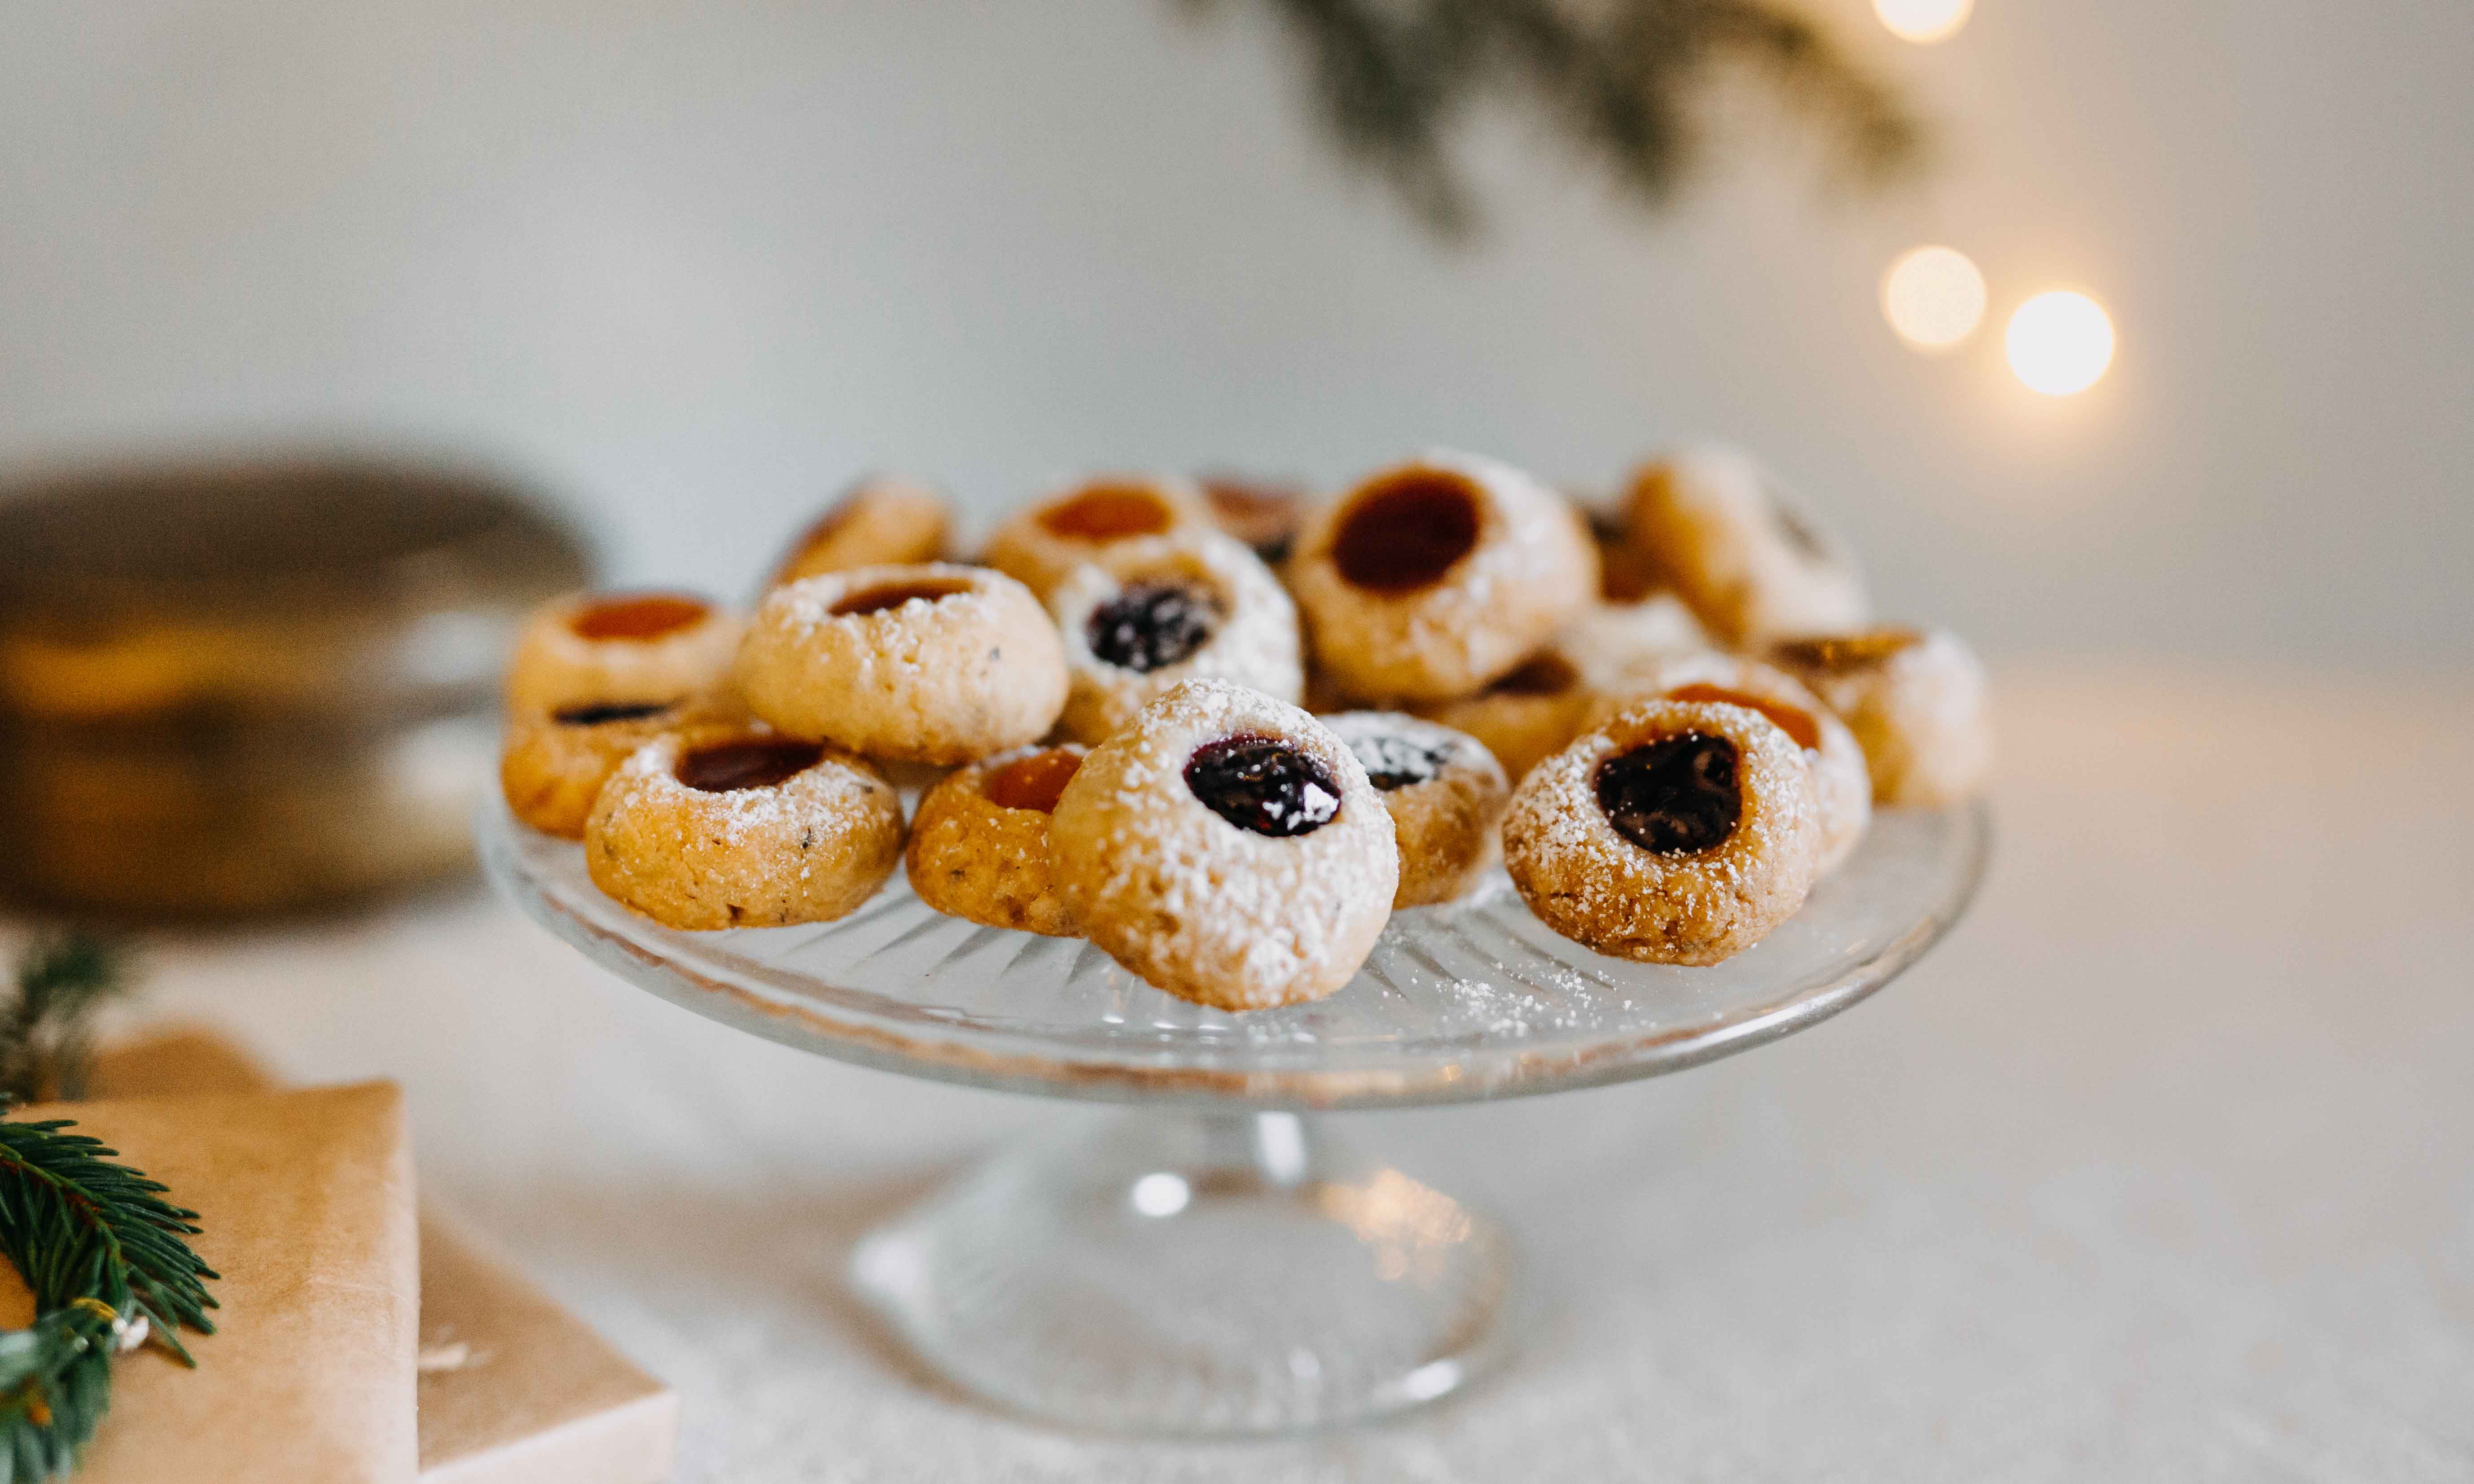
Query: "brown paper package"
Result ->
[[0, 1082, 421, 1483], [88, 1029, 680, 1484]]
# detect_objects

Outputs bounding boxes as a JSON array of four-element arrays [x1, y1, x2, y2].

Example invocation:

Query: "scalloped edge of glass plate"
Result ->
[[478, 797, 1990, 1111]]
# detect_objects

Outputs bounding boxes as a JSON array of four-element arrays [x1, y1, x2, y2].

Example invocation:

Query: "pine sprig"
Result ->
[[1202, 0, 1926, 236], [0, 937, 126, 1107], [0, 1114, 218, 1479]]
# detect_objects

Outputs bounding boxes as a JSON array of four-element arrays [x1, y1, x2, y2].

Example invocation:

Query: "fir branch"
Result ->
[[0, 1112, 217, 1478], [0, 936, 126, 1107], [1197, 0, 1926, 236]]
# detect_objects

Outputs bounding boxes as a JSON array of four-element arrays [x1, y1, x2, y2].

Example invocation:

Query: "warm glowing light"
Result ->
[[1873, 0, 1973, 43], [1880, 245, 1986, 351], [2005, 289, 2116, 395]]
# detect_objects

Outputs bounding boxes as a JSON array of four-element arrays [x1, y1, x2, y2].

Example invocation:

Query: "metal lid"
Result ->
[[0, 458, 591, 727]]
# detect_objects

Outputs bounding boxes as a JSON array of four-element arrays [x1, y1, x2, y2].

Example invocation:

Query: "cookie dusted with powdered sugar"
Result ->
[[500, 690, 747, 839], [1624, 444, 1867, 647], [981, 475, 1215, 598], [736, 563, 1067, 765], [904, 743, 1087, 937], [1504, 696, 1821, 965], [1768, 626, 1990, 808], [768, 475, 950, 588], [1286, 451, 1598, 704], [1048, 680, 1396, 1011], [504, 591, 742, 716], [1583, 651, 1871, 875], [1048, 529, 1303, 744], [1323, 711, 1507, 908], [585, 722, 905, 930]]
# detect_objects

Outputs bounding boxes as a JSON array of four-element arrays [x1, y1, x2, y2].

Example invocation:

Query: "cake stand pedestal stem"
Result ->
[[850, 1106, 1517, 1436]]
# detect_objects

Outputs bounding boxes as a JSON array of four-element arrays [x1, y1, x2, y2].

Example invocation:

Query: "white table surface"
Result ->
[[37, 669, 2474, 1481]]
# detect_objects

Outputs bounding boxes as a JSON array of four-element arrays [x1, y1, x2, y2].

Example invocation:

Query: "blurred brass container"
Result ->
[[0, 459, 590, 915]]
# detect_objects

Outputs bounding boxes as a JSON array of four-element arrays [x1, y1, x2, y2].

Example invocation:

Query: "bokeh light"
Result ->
[[1880, 245, 1987, 352], [1873, 0, 1974, 44], [2005, 290, 2116, 395]]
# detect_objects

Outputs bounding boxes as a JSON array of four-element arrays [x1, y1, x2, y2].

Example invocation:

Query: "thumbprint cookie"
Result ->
[[504, 591, 741, 716], [1287, 451, 1598, 703], [1048, 530, 1303, 744], [1323, 712, 1508, 908], [1769, 627, 1991, 808], [768, 475, 950, 587], [1503, 696, 1822, 965], [499, 691, 744, 839], [1624, 445, 1868, 646], [981, 475, 1215, 597], [584, 723, 905, 930], [1584, 652, 1870, 874], [1048, 679, 1396, 1010], [736, 563, 1068, 764], [905, 744, 1087, 936], [1409, 649, 1597, 784], [1199, 472, 1311, 565]]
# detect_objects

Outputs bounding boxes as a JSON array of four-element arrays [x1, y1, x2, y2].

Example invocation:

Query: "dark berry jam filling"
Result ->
[[1085, 582, 1221, 673], [1345, 732, 1452, 792], [830, 579, 969, 616], [1041, 484, 1173, 540], [1594, 732, 1742, 855], [553, 699, 676, 727], [1332, 473, 1481, 592], [676, 738, 824, 793], [570, 593, 708, 641], [1184, 734, 1340, 837], [1662, 683, 1820, 750], [985, 749, 1082, 813]]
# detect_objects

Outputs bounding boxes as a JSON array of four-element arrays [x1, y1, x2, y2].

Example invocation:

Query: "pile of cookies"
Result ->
[[498, 447, 1989, 1011]]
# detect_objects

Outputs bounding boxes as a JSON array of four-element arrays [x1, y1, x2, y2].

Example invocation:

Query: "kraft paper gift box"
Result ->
[[0, 1083, 421, 1483], [89, 1029, 679, 1484]]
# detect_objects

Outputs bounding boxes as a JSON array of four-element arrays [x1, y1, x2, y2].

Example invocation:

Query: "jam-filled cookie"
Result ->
[[904, 744, 1086, 936], [584, 723, 905, 930], [1408, 650, 1597, 783], [499, 691, 742, 839], [1287, 451, 1598, 703], [504, 591, 741, 715], [736, 563, 1068, 765], [1624, 444, 1867, 646], [1584, 652, 1870, 874], [1323, 712, 1508, 908], [981, 476, 1215, 598], [1769, 627, 1991, 808], [768, 475, 949, 587], [1048, 530, 1303, 744], [1581, 494, 1664, 605], [1048, 679, 1396, 1010], [1199, 473, 1311, 565], [1503, 695, 1822, 965]]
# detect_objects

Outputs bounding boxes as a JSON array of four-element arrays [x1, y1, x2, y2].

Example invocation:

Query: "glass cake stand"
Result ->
[[479, 797, 1988, 1435]]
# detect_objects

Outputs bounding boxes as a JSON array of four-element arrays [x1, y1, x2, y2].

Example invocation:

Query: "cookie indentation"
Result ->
[[1086, 582, 1221, 674], [985, 749, 1083, 813], [570, 594, 709, 641], [829, 580, 971, 617], [676, 738, 824, 793], [1184, 734, 1340, 837], [1594, 732, 1741, 854], [552, 699, 677, 727], [1040, 485, 1174, 540], [1333, 473, 1480, 592]]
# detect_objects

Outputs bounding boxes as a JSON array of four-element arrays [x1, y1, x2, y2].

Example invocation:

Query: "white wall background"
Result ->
[[3, 0, 2468, 665]]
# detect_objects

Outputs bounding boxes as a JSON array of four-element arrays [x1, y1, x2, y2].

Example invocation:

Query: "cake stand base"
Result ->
[[851, 1110, 1516, 1436]]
